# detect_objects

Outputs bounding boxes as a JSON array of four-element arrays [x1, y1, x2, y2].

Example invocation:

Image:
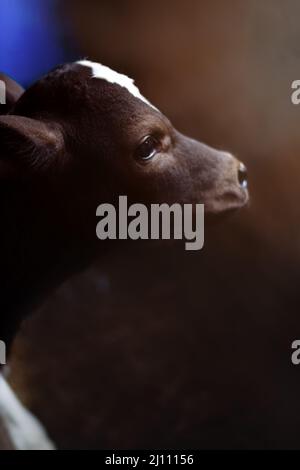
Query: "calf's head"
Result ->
[[0, 61, 248, 246], [0, 61, 249, 269]]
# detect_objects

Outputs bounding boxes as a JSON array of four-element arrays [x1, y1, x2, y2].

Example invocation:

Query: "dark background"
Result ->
[[2, 0, 300, 449]]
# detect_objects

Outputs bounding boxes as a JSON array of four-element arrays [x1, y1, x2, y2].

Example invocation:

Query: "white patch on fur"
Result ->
[[0, 375, 55, 450], [77, 60, 158, 110]]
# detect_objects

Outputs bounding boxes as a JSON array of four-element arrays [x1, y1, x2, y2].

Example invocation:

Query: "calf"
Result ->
[[0, 60, 248, 448]]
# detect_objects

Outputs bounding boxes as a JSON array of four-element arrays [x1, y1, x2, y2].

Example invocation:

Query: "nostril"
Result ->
[[238, 162, 248, 189]]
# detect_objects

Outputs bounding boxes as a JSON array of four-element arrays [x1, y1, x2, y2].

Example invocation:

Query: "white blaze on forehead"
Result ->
[[77, 60, 158, 111]]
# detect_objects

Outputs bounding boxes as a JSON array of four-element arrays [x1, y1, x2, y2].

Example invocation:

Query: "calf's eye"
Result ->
[[135, 135, 161, 161]]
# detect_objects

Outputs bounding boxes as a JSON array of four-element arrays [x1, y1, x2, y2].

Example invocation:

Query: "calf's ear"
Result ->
[[0, 73, 24, 114], [0, 115, 65, 178]]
